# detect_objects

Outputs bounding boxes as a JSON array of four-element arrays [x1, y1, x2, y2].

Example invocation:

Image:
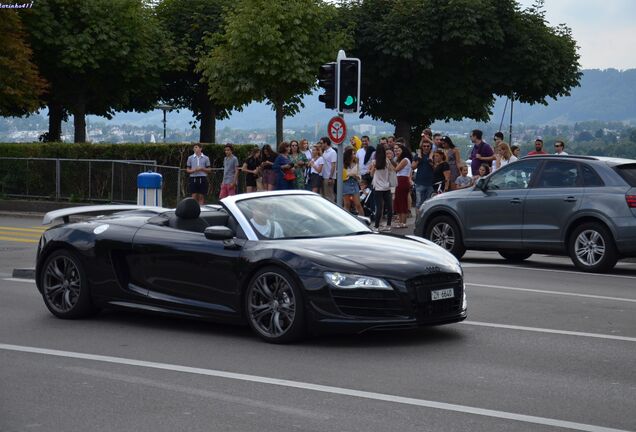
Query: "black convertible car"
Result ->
[[35, 191, 466, 343]]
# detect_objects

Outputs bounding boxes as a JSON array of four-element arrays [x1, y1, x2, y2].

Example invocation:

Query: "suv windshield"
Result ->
[[614, 164, 636, 186], [236, 195, 370, 239]]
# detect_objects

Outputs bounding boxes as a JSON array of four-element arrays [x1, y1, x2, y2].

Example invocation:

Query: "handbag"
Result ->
[[283, 169, 296, 181]]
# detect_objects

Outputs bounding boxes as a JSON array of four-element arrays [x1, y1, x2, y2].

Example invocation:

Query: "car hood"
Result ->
[[284, 233, 462, 280]]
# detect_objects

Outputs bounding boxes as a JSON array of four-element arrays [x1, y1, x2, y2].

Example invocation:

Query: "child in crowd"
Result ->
[[472, 163, 491, 184], [454, 164, 472, 189]]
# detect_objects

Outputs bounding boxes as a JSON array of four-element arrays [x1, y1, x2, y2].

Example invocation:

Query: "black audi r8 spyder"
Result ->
[[35, 191, 466, 343]]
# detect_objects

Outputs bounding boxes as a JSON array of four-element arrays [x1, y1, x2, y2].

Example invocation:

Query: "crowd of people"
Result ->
[[186, 130, 570, 231]]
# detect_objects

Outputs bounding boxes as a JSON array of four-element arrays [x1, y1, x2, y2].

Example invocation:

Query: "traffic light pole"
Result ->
[[336, 112, 344, 208]]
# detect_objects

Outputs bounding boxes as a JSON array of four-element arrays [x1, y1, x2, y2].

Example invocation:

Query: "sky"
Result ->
[[517, 0, 636, 69]]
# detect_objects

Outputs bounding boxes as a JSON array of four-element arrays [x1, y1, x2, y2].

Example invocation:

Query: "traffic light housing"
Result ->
[[337, 58, 361, 113], [318, 62, 337, 109]]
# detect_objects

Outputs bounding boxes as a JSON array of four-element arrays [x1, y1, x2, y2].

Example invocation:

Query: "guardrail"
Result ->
[[0, 157, 248, 207]]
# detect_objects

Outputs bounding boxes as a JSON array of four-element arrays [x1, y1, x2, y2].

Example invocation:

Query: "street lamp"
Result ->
[[155, 104, 174, 143]]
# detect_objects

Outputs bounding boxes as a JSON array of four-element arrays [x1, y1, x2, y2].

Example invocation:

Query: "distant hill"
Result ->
[[491, 68, 636, 125], [11, 67, 620, 131]]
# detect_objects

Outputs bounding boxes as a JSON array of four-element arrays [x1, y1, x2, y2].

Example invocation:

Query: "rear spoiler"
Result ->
[[43, 205, 168, 225]]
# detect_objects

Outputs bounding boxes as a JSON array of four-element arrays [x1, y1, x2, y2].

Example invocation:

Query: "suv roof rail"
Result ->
[[520, 154, 599, 161]]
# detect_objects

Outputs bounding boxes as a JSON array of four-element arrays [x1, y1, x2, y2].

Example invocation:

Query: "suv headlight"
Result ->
[[324, 272, 392, 290]]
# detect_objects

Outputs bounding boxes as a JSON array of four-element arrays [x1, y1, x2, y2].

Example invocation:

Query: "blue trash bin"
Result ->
[[137, 172, 162, 206]]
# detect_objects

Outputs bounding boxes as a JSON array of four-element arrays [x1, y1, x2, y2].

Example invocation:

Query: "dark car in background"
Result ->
[[36, 191, 466, 343], [415, 155, 636, 272]]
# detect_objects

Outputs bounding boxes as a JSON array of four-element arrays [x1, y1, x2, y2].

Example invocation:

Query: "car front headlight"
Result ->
[[324, 272, 392, 290]]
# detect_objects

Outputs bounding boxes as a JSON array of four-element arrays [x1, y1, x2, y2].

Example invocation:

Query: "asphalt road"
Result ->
[[1, 214, 635, 432]]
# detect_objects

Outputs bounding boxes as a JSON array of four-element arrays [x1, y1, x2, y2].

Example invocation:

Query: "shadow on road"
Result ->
[[461, 256, 636, 277], [80, 309, 467, 348]]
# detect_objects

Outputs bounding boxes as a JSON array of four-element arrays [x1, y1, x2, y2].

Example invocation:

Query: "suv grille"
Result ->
[[406, 273, 463, 318]]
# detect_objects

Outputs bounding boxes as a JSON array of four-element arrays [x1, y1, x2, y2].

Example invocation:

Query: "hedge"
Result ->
[[0, 142, 258, 206], [0, 142, 257, 168]]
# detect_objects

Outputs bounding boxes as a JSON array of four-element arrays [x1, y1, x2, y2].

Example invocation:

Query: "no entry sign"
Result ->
[[327, 116, 347, 145]]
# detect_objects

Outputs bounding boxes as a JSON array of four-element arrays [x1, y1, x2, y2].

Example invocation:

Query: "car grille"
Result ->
[[330, 288, 406, 318], [406, 273, 463, 318]]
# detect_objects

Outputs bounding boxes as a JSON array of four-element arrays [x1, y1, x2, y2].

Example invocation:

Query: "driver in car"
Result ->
[[248, 201, 284, 239]]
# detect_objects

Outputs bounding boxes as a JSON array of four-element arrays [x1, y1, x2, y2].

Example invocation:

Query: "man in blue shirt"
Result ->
[[412, 140, 434, 211]]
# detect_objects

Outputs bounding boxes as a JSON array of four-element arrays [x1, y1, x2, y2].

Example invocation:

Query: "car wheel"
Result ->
[[499, 251, 533, 262], [40, 249, 97, 319], [568, 223, 618, 273], [245, 267, 305, 343], [426, 216, 466, 259]]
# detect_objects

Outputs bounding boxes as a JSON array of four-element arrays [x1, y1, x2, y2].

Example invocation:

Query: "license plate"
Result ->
[[431, 288, 454, 301]]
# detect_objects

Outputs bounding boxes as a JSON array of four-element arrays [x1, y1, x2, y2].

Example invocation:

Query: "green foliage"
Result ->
[[0, 142, 256, 168], [22, 0, 174, 141], [0, 142, 258, 205], [155, 0, 234, 141], [198, 0, 350, 143], [0, 11, 47, 116], [350, 0, 581, 141]]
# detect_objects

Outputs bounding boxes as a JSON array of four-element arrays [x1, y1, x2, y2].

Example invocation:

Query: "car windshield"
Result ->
[[235, 194, 371, 239]]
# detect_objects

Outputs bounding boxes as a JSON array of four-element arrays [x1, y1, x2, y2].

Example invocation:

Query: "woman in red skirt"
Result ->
[[392, 144, 412, 228]]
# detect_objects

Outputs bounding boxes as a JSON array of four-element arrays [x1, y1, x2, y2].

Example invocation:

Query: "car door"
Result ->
[[523, 160, 583, 249], [461, 159, 541, 247], [132, 223, 243, 318]]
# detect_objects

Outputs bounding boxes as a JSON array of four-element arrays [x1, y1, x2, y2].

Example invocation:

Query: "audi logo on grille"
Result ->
[[422, 266, 442, 274]]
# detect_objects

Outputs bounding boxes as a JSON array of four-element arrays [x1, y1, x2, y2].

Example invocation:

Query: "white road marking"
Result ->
[[66, 366, 330, 420], [3, 278, 35, 284], [463, 321, 636, 342], [0, 343, 629, 432], [467, 283, 636, 303], [465, 263, 636, 280]]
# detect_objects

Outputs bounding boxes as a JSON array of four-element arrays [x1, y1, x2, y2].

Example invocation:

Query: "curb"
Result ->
[[12, 268, 35, 280]]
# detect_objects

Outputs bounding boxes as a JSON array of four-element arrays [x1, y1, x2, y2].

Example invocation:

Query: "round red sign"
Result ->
[[327, 116, 347, 145]]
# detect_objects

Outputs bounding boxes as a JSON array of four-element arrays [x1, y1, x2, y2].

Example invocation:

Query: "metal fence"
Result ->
[[0, 157, 249, 208]]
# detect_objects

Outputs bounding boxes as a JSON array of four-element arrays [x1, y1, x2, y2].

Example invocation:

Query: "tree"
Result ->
[[156, 0, 234, 143], [0, 10, 47, 117], [198, 0, 348, 144], [23, 0, 173, 142], [350, 0, 581, 144]]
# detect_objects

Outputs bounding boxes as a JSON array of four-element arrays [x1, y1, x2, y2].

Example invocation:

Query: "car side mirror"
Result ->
[[475, 178, 487, 192], [356, 215, 371, 226], [204, 226, 234, 241]]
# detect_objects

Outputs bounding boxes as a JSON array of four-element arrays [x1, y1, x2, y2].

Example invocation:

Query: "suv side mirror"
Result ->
[[475, 178, 487, 191], [204, 226, 234, 241]]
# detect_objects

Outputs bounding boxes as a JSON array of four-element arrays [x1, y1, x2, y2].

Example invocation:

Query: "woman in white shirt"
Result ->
[[492, 142, 518, 172], [370, 145, 395, 232], [392, 144, 412, 228], [307, 145, 325, 194]]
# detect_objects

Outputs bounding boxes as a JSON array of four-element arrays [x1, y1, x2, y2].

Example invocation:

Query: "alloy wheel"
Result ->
[[574, 229, 606, 267], [247, 272, 296, 339], [43, 255, 81, 314], [430, 223, 455, 251]]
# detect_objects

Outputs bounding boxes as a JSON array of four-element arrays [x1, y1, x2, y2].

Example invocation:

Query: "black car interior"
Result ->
[[147, 198, 243, 237]]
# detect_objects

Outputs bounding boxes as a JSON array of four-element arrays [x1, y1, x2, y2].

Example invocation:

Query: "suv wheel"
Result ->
[[568, 222, 618, 273], [498, 252, 532, 262], [426, 216, 466, 259]]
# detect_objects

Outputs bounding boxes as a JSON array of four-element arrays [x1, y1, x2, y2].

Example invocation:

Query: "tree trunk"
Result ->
[[394, 119, 411, 147], [199, 99, 217, 144], [274, 98, 284, 146], [47, 102, 63, 142], [73, 98, 86, 143]]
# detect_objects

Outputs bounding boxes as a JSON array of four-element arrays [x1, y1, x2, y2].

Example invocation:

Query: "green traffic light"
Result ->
[[344, 95, 355, 106]]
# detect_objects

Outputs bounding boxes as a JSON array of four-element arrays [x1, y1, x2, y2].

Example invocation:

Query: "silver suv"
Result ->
[[414, 155, 636, 272]]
